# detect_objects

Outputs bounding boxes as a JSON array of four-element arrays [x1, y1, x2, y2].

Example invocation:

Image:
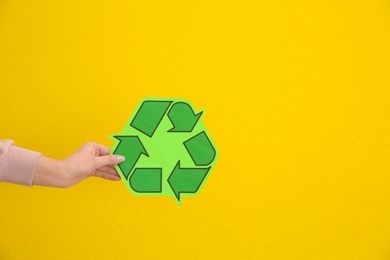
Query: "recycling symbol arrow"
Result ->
[[110, 98, 218, 205]]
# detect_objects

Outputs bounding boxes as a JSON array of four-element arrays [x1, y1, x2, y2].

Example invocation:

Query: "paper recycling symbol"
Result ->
[[110, 98, 218, 205]]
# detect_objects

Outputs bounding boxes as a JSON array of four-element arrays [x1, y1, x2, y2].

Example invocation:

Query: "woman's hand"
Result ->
[[33, 142, 125, 188]]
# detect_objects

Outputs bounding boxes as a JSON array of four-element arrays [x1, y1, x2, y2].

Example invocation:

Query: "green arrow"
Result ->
[[167, 161, 210, 201], [168, 102, 202, 132], [113, 136, 148, 178], [184, 131, 216, 166], [130, 100, 172, 137], [130, 168, 162, 193]]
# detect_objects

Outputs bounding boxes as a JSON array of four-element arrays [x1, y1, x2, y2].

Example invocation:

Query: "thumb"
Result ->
[[94, 155, 125, 168]]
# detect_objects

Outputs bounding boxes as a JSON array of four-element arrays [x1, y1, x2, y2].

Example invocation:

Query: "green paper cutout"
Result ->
[[130, 168, 162, 193], [110, 98, 218, 205]]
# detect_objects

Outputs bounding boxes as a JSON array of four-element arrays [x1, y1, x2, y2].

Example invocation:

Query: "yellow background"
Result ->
[[1, 1, 390, 259]]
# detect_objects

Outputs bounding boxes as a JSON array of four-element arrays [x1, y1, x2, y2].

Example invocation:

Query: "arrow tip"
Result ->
[[109, 135, 118, 141], [140, 145, 149, 157], [195, 111, 203, 119], [168, 161, 182, 201], [112, 135, 149, 157], [168, 110, 204, 132], [113, 135, 124, 141]]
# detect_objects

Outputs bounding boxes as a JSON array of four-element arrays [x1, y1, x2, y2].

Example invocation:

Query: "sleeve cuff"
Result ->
[[0, 145, 42, 186]]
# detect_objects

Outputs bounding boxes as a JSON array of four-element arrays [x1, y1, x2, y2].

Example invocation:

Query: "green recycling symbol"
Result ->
[[110, 98, 218, 205]]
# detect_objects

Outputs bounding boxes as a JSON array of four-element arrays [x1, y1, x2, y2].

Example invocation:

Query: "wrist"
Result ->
[[33, 155, 70, 188]]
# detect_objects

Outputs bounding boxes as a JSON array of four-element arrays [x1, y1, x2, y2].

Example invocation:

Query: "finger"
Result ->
[[95, 167, 120, 177], [95, 143, 111, 156], [94, 154, 125, 168], [97, 165, 119, 176], [94, 170, 121, 181], [97, 170, 120, 180]]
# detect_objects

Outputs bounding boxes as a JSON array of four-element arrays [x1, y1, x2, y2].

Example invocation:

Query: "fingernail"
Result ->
[[116, 155, 125, 163]]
